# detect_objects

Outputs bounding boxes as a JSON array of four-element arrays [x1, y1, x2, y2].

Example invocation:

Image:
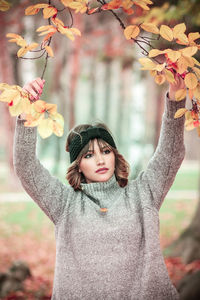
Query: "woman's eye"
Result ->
[[84, 153, 92, 159], [104, 149, 111, 154]]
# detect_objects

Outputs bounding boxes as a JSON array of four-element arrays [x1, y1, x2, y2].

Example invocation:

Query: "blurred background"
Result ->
[[0, 0, 200, 298]]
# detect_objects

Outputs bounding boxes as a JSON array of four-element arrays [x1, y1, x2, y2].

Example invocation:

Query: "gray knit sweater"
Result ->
[[14, 95, 185, 300]]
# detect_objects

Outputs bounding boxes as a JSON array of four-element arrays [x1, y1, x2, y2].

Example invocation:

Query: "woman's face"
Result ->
[[79, 139, 115, 184]]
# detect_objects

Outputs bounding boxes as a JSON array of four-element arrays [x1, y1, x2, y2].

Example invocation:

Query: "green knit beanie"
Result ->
[[69, 127, 116, 163]]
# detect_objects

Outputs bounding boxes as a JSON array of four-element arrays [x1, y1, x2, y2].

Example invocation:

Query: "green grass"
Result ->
[[0, 202, 52, 236], [170, 168, 199, 191]]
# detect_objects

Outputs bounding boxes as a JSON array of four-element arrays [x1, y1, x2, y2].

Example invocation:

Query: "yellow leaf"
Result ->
[[51, 17, 65, 27], [177, 56, 194, 74], [34, 100, 46, 113], [27, 43, 39, 51], [175, 89, 187, 101], [51, 113, 64, 137], [6, 33, 21, 39], [174, 108, 187, 118], [164, 69, 175, 83], [133, 0, 151, 10], [25, 5, 40, 15], [173, 23, 186, 38], [38, 118, 53, 138], [184, 73, 198, 89], [155, 74, 165, 85], [138, 57, 156, 70], [188, 32, 200, 43], [0, 0, 11, 11], [17, 47, 29, 57], [160, 25, 173, 41], [0, 89, 19, 103], [70, 27, 81, 36], [45, 45, 54, 57], [194, 84, 200, 100], [46, 103, 57, 114], [155, 63, 165, 72], [197, 126, 200, 137], [60, 0, 73, 7], [193, 67, 200, 80], [148, 49, 164, 58], [180, 46, 198, 57], [124, 25, 140, 40], [176, 33, 189, 45], [185, 118, 195, 131], [140, 23, 159, 34], [34, 3, 49, 8], [36, 25, 54, 32], [43, 6, 57, 19], [166, 49, 181, 63]]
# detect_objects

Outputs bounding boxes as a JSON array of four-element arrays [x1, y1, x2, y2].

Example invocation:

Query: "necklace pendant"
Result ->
[[100, 207, 108, 213]]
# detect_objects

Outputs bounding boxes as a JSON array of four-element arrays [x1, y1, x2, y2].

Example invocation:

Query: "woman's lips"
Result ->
[[95, 168, 109, 174]]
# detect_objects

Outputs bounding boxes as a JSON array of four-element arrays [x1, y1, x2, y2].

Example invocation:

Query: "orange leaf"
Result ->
[[17, 47, 29, 57], [43, 6, 57, 19], [164, 69, 175, 83], [148, 49, 164, 57], [184, 73, 198, 89], [45, 45, 54, 57], [139, 57, 156, 70], [0, 0, 11, 11], [173, 23, 186, 38], [155, 74, 165, 85], [165, 49, 181, 62], [175, 89, 187, 101], [180, 46, 198, 57], [25, 5, 40, 15], [174, 108, 187, 118], [124, 25, 140, 40], [160, 25, 173, 41], [141, 23, 159, 34], [194, 84, 200, 100], [60, 0, 73, 7]]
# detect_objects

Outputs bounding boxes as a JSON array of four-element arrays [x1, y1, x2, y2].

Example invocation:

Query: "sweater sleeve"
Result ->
[[13, 117, 70, 224], [136, 94, 186, 210]]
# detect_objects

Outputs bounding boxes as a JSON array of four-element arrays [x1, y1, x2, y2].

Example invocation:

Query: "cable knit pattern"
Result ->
[[13, 95, 185, 300]]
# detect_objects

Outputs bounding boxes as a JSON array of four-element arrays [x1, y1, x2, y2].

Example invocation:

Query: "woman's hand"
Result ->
[[23, 77, 45, 101], [168, 73, 186, 101]]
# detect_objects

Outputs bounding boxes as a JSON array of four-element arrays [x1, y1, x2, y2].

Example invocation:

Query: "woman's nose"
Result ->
[[96, 153, 105, 165]]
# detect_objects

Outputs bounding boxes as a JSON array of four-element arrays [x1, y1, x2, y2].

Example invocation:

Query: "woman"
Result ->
[[14, 75, 186, 299]]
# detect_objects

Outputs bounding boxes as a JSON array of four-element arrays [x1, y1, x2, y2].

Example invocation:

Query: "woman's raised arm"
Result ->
[[14, 78, 70, 224]]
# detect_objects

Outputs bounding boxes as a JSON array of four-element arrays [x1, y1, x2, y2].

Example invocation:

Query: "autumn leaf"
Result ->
[[133, 0, 153, 10], [184, 73, 198, 89], [43, 6, 57, 19], [141, 23, 159, 34], [193, 67, 200, 79], [101, 0, 122, 10], [51, 113, 64, 136], [160, 25, 173, 41], [25, 3, 49, 15], [174, 108, 187, 118], [180, 46, 198, 57], [164, 69, 175, 83], [6, 33, 27, 47], [194, 85, 200, 100], [0, 0, 11, 11], [45, 45, 54, 57], [139, 57, 156, 70], [68, 0, 88, 13], [124, 25, 140, 40], [148, 49, 164, 57], [175, 89, 187, 101], [38, 118, 54, 138], [165, 49, 181, 63], [155, 74, 165, 85], [60, 0, 73, 6]]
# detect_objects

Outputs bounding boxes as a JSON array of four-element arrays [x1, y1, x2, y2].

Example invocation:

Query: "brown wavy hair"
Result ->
[[66, 123, 130, 190]]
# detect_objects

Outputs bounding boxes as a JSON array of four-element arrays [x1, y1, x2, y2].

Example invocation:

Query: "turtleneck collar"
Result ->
[[80, 175, 122, 208]]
